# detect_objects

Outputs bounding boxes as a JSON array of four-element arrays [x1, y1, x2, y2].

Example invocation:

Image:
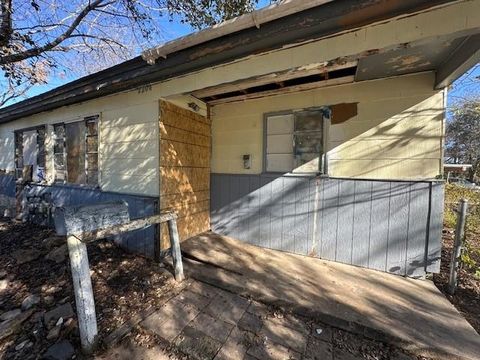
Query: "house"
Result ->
[[1, 0, 479, 278]]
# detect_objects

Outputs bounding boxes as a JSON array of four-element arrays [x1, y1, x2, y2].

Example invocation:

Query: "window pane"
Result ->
[[37, 128, 46, 167], [267, 114, 294, 135], [294, 133, 322, 154], [87, 154, 98, 171], [266, 154, 294, 172], [293, 154, 320, 173], [295, 110, 323, 131], [54, 154, 65, 169], [54, 124, 65, 138], [266, 134, 292, 154], [86, 136, 98, 153], [66, 121, 86, 184], [55, 170, 66, 182], [86, 119, 98, 136], [54, 141, 64, 154], [87, 171, 98, 186]]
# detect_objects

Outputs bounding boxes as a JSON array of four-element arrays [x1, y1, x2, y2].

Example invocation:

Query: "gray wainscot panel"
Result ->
[[211, 173, 444, 277], [25, 183, 158, 258]]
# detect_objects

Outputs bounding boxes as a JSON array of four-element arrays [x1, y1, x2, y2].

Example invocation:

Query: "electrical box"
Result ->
[[243, 154, 251, 169]]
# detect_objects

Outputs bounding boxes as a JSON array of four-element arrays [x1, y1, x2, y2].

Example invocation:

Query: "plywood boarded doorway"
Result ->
[[159, 100, 211, 250]]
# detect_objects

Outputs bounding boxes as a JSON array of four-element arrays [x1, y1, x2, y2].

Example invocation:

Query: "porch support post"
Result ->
[[67, 234, 98, 353], [167, 218, 184, 282]]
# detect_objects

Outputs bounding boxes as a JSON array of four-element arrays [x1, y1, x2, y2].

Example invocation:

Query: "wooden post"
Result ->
[[167, 218, 184, 282], [67, 235, 98, 353], [448, 199, 468, 295]]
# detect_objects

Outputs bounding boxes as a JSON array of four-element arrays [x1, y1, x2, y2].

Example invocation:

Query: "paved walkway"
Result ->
[[103, 279, 410, 360], [178, 232, 480, 360]]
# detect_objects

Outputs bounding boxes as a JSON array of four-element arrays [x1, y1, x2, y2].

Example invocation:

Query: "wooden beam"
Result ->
[[0, 0, 453, 124], [73, 213, 177, 243], [192, 61, 357, 99], [67, 235, 98, 353], [207, 75, 354, 105], [435, 34, 480, 89], [66, 210, 184, 353], [167, 218, 185, 282]]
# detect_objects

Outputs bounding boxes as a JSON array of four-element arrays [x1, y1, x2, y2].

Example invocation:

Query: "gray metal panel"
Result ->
[[210, 174, 444, 277], [259, 176, 272, 249], [281, 176, 297, 253], [427, 182, 444, 273], [270, 176, 284, 251], [336, 180, 355, 264], [387, 183, 410, 276], [320, 179, 339, 261], [351, 180, 372, 268], [368, 182, 391, 272], [249, 176, 261, 246], [406, 182, 430, 277]]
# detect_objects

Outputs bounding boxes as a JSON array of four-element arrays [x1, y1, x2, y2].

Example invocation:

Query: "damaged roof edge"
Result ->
[[141, 0, 334, 64], [0, 0, 455, 124]]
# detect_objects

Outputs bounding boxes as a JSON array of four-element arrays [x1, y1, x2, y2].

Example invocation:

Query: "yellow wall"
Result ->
[[1, 0, 475, 189], [0, 91, 160, 196], [211, 72, 444, 180]]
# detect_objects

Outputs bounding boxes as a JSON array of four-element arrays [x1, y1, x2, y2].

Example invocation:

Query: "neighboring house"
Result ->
[[1, 0, 480, 277]]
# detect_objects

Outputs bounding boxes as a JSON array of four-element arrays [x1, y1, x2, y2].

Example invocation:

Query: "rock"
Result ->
[[44, 304, 74, 327], [43, 340, 75, 360], [22, 294, 40, 310], [0, 270, 7, 279], [44, 296, 55, 305], [43, 236, 65, 249], [11, 249, 40, 265], [46, 324, 61, 340], [0, 279, 8, 293], [45, 245, 68, 264], [0, 309, 34, 341], [0, 308, 21, 322], [42, 285, 61, 295], [63, 318, 77, 336], [15, 339, 29, 351]]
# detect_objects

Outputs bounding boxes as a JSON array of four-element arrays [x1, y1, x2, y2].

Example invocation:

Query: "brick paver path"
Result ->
[[137, 280, 411, 360]]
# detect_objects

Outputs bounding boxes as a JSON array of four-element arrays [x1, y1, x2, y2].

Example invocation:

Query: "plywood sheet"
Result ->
[[159, 100, 211, 249]]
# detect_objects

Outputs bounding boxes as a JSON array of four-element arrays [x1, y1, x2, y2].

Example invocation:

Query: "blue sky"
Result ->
[[3, 0, 479, 107]]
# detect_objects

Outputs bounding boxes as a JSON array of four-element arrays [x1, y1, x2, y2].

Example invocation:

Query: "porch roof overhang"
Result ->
[[0, 0, 463, 125]]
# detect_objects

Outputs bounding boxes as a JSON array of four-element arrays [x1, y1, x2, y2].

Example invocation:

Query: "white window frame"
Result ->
[[52, 114, 100, 187], [263, 107, 330, 174]]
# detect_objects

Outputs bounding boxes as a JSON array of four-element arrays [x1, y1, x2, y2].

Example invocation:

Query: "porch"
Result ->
[[179, 232, 480, 360]]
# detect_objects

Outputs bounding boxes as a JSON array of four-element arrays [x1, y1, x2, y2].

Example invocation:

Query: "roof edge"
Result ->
[[141, 0, 333, 64]]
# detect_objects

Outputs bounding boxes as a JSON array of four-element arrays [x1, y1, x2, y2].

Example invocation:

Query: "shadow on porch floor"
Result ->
[[180, 232, 480, 360]]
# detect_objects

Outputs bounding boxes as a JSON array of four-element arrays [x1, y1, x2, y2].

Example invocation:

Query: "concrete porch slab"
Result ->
[[180, 232, 480, 360]]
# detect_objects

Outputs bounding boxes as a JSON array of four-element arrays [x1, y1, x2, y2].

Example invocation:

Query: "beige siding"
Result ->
[[0, 94, 159, 196], [1, 0, 474, 188], [211, 72, 444, 180]]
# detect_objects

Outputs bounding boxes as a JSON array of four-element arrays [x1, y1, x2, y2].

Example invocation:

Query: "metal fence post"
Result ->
[[448, 198, 468, 295]]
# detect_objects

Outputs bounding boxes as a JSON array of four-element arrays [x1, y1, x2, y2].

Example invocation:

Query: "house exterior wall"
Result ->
[[211, 174, 443, 277], [210, 72, 444, 179], [0, 93, 160, 197]]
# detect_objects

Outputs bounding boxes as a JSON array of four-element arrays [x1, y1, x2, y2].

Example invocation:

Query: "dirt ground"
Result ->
[[433, 229, 480, 334], [0, 220, 184, 359], [433, 184, 480, 334], [0, 215, 477, 359]]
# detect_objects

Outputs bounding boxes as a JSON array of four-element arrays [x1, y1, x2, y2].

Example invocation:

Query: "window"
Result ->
[[14, 126, 46, 181], [265, 107, 329, 173], [53, 115, 99, 186]]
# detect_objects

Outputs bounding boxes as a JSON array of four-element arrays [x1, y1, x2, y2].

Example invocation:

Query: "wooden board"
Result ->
[[159, 100, 211, 249]]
